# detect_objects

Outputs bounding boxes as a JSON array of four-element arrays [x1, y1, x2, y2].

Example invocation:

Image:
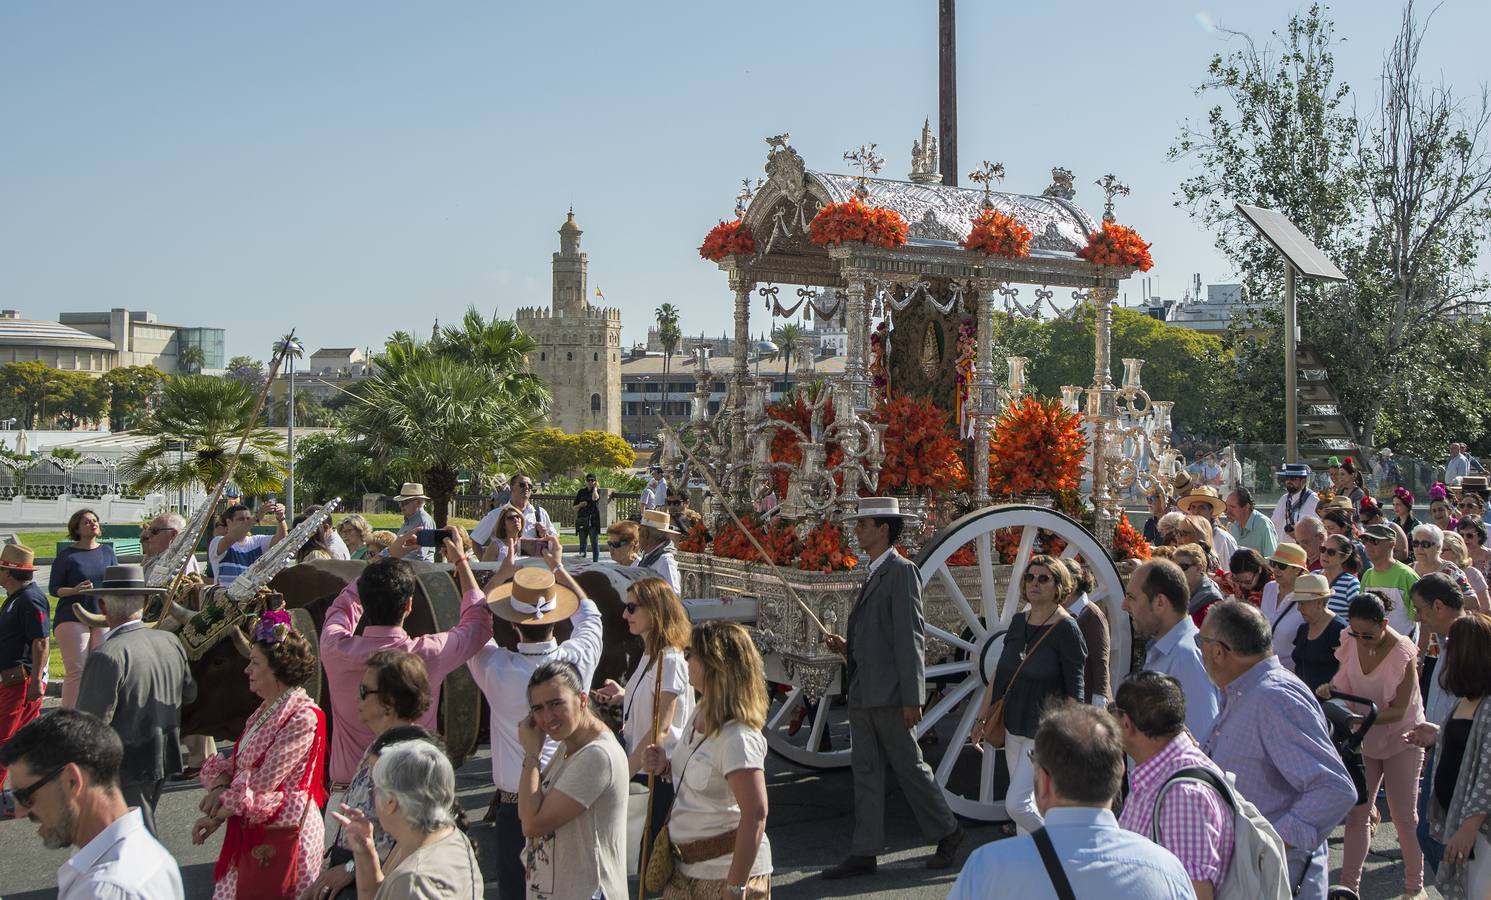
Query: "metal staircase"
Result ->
[[1295, 344, 1359, 468]]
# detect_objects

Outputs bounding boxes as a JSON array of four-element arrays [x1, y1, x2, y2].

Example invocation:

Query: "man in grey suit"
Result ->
[[820, 497, 963, 880], [75, 564, 196, 835]]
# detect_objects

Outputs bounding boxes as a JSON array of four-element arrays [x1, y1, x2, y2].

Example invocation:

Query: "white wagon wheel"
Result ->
[[763, 503, 1130, 821]]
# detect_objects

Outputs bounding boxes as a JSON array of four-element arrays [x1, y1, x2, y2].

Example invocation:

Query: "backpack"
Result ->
[[1151, 766, 1293, 900]]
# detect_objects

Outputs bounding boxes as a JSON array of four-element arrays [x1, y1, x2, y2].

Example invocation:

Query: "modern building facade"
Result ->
[[515, 211, 623, 435], [0, 312, 118, 372], [620, 352, 845, 443], [59, 308, 226, 373]]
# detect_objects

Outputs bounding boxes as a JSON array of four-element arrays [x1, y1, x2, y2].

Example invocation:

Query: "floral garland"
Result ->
[[699, 219, 756, 262], [713, 514, 800, 565], [808, 198, 908, 249], [871, 393, 969, 495], [1112, 513, 1152, 561], [869, 320, 890, 401], [677, 520, 710, 553], [797, 522, 857, 573], [961, 209, 1032, 258], [953, 318, 977, 438], [988, 396, 1087, 496], [252, 609, 292, 645], [947, 544, 977, 567], [1077, 221, 1154, 271]]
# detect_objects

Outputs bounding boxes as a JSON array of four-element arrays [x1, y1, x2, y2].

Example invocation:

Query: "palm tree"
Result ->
[[339, 356, 542, 526], [432, 308, 549, 410], [772, 322, 808, 377], [121, 376, 285, 496], [178, 344, 206, 375], [655, 303, 682, 425]]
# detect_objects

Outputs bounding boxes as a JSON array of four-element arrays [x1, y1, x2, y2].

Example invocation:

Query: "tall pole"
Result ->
[[286, 352, 296, 515], [938, 0, 957, 187], [1284, 263, 1298, 465]]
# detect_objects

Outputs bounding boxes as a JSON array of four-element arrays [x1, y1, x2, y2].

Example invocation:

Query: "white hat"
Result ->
[[843, 496, 921, 523], [393, 482, 430, 502], [639, 508, 683, 536]]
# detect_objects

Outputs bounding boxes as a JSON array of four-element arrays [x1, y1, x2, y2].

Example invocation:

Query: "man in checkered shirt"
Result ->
[[1115, 670, 1234, 899]]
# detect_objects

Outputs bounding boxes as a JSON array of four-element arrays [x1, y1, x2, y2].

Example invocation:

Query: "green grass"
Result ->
[[14, 530, 71, 554]]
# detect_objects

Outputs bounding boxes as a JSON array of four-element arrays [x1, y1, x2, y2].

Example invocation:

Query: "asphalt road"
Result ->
[[0, 738, 1440, 899]]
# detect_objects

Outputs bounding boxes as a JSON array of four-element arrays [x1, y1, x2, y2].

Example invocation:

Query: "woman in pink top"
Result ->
[[1323, 589, 1426, 896]]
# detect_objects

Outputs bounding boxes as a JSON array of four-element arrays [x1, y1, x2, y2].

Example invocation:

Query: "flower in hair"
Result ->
[[253, 609, 293, 645], [1430, 482, 1449, 502]]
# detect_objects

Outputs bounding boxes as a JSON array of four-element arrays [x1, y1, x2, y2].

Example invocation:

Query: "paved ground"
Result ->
[[0, 739, 1440, 899]]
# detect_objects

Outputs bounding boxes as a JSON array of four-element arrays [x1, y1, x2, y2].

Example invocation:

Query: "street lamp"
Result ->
[[274, 334, 305, 514]]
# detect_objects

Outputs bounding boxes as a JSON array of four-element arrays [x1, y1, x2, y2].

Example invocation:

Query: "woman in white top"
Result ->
[[592, 575, 694, 861], [1259, 542, 1310, 668], [643, 621, 772, 898], [478, 505, 525, 584]]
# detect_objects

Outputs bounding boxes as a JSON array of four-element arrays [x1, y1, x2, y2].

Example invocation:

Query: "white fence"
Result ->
[[0, 493, 169, 526]]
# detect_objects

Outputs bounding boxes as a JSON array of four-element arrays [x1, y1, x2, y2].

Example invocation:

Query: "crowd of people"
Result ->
[[2, 458, 1491, 899]]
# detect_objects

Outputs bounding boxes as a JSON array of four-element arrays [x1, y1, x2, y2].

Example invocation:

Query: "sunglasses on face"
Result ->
[[1321, 547, 1343, 558], [1197, 634, 1232, 653], [1267, 560, 1294, 571], [1022, 573, 1052, 584], [608, 540, 629, 549], [358, 684, 382, 701], [1412, 540, 1439, 549], [1177, 561, 1196, 571], [514, 483, 532, 490], [1346, 628, 1383, 641], [10, 765, 65, 808], [623, 601, 642, 615], [146, 526, 176, 536]]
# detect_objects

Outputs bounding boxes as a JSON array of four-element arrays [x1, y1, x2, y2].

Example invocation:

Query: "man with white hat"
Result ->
[[467, 542, 602, 900], [393, 482, 437, 562], [1271, 463, 1319, 541], [633, 508, 682, 595], [820, 497, 962, 880], [74, 565, 195, 835], [0, 543, 47, 790]]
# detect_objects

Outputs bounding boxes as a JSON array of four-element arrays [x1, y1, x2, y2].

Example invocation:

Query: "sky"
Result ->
[[2, 1, 1487, 362]]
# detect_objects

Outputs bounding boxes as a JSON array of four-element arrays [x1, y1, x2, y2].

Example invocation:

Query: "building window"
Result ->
[[567, 351, 573, 362], [540, 352, 546, 361], [591, 393, 601, 412], [593, 352, 598, 362]]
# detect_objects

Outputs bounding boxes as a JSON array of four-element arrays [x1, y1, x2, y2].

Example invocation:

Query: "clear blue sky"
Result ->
[[1, 1, 1485, 362]]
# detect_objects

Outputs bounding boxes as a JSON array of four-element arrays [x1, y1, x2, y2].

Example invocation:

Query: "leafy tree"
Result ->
[[574, 430, 635, 472], [292, 431, 381, 504], [0, 361, 56, 429], [338, 355, 541, 526], [100, 365, 165, 432], [225, 356, 266, 391], [121, 375, 285, 496], [655, 303, 682, 415], [51, 372, 107, 430], [532, 427, 581, 478], [548, 469, 646, 495]]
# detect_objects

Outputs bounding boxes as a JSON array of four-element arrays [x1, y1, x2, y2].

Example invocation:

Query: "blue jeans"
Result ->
[[1286, 841, 1328, 900], [1419, 754, 1445, 877], [578, 526, 601, 562], [495, 800, 526, 899]]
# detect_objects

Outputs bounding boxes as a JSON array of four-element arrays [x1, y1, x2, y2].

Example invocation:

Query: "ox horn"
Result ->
[[228, 624, 255, 658], [71, 602, 108, 629], [154, 599, 195, 633]]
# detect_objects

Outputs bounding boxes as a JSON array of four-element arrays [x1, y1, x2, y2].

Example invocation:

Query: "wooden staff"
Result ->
[[653, 413, 832, 639], [636, 654, 666, 900], [167, 333, 294, 597]]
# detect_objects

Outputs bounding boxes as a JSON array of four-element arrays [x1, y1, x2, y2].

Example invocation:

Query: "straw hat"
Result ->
[[1291, 573, 1332, 601], [393, 483, 430, 502], [88, 564, 168, 597], [0, 544, 34, 572], [843, 496, 921, 523], [1266, 543, 1309, 571], [488, 566, 580, 625], [1177, 485, 1225, 517], [639, 508, 683, 536]]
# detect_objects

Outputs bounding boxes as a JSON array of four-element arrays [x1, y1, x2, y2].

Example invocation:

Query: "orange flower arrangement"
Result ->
[[713, 514, 800, 565], [766, 395, 843, 497], [962, 209, 1032, 258], [797, 522, 858, 573], [988, 396, 1087, 497], [1112, 513, 1152, 561], [699, 219, 756, 262], [677, 520, 710, 553], [809, 198, 908, 249], [1077, 221, 1154, 271], [947, 544, 977, 567], [871, 393, 969, 495]]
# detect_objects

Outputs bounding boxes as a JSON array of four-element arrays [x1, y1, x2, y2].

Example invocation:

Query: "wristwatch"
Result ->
[[724, 884, 746, 898], [343, 860, 355, 874]]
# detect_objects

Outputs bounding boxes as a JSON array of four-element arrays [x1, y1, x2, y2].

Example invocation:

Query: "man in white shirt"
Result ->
[[468, 544, 603, 900], [640, 466, 668, 511], [0, 708, 185, 899], [206, 501, 287, 586], [1271, 463, 1318, 542], [633, 508, 682, 595], [471, 472, 553, 550]]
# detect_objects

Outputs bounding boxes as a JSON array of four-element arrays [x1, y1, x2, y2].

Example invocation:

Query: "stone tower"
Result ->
[[515, 210, 623, 435]]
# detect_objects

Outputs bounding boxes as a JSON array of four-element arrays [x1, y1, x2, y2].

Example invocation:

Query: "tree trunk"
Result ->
[[424, 466, 458, 528]]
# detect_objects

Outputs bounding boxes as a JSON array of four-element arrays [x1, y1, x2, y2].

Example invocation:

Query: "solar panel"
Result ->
[[1234, 204, 1347, 282]]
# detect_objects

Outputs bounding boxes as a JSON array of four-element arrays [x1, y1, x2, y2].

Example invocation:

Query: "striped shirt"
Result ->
[[1119, 733, 1235, 887], [1327, 571, 1360, 617]]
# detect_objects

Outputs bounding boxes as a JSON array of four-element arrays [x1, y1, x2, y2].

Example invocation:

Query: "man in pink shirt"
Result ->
[[320, 526, 492, 786]]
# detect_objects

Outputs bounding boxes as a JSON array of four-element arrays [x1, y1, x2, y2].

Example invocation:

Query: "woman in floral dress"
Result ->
[[192, 607, 327, 899]]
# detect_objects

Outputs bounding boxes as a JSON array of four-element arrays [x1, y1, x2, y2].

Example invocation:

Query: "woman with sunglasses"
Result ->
[[1323, 591, 1427, 898], [969, 553, 1085, 835], [338, 515, 373, 560], [1173, 543, 1223, 627], [1411, 525, 1477, 617], [1221, 547, 1270, 606], [606, 520, 641, 566], [592, 576, 694, 857], [1456, 489, 1488, 520], [1455, 514, 1491, 583], [1441, 531, 1490, 613], [1259, 543, 1310, 668], [478, 504, 526, 584], [1319, 534, 1362, 617]]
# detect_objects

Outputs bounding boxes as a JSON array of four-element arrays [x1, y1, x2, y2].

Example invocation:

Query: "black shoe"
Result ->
[[820, 855, 877, 880], [926, 827, 965, 869]]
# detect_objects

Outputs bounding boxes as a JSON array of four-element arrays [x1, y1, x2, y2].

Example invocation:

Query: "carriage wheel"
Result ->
[[913, 504, 1129, 821], [763, 684, 852, 769]]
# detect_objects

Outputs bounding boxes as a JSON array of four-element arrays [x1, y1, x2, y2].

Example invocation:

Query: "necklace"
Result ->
[[1019, 605, 1060, 663], [243, 690, 294, 744]]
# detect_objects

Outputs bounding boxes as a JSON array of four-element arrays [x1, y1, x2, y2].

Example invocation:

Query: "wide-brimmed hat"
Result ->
[[1318, 495, 1354, 513], [0, 543, 34, 572], [488, 566, 579, 625], [1267, 543, 1309, 571], [639, 508, 683, 536], [1178, 485, 1225, 517], [1277, 462, 1313, 479], [1362, 523, 1397, 543], [1291, 573, 1332, 601], [88, 564, 169, 597], [843, 496, 922, 523], [1456, 476, 1490, 498], [393, 483, 430, 502]]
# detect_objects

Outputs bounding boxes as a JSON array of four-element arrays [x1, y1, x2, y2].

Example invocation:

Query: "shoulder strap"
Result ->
[[1153, 766, 1236, 837], [1004, 611, 1068, 695], [1031, 827, 1077, 900], [1271, 599, 1298, 632]]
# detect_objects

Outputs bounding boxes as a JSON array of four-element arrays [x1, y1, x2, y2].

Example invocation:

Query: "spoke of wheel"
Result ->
[[926, 660, 973, 680], [806, 695, 831, 751], [935, 566, 985, 637], [1060, 541, 1080, 560], [926, 623, 977, 654], [919, 673, 978, 735], [977, 531, 997, 621], [1004, 523, 1038, 618], [935, 684, 981, 783], [766, 687, 803, 731]]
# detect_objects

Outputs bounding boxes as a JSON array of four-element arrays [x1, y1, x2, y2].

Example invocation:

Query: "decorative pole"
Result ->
[[972, 277, 998, 503], [1087, 285, 1119, 546], [729, 271, 754, 502]]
